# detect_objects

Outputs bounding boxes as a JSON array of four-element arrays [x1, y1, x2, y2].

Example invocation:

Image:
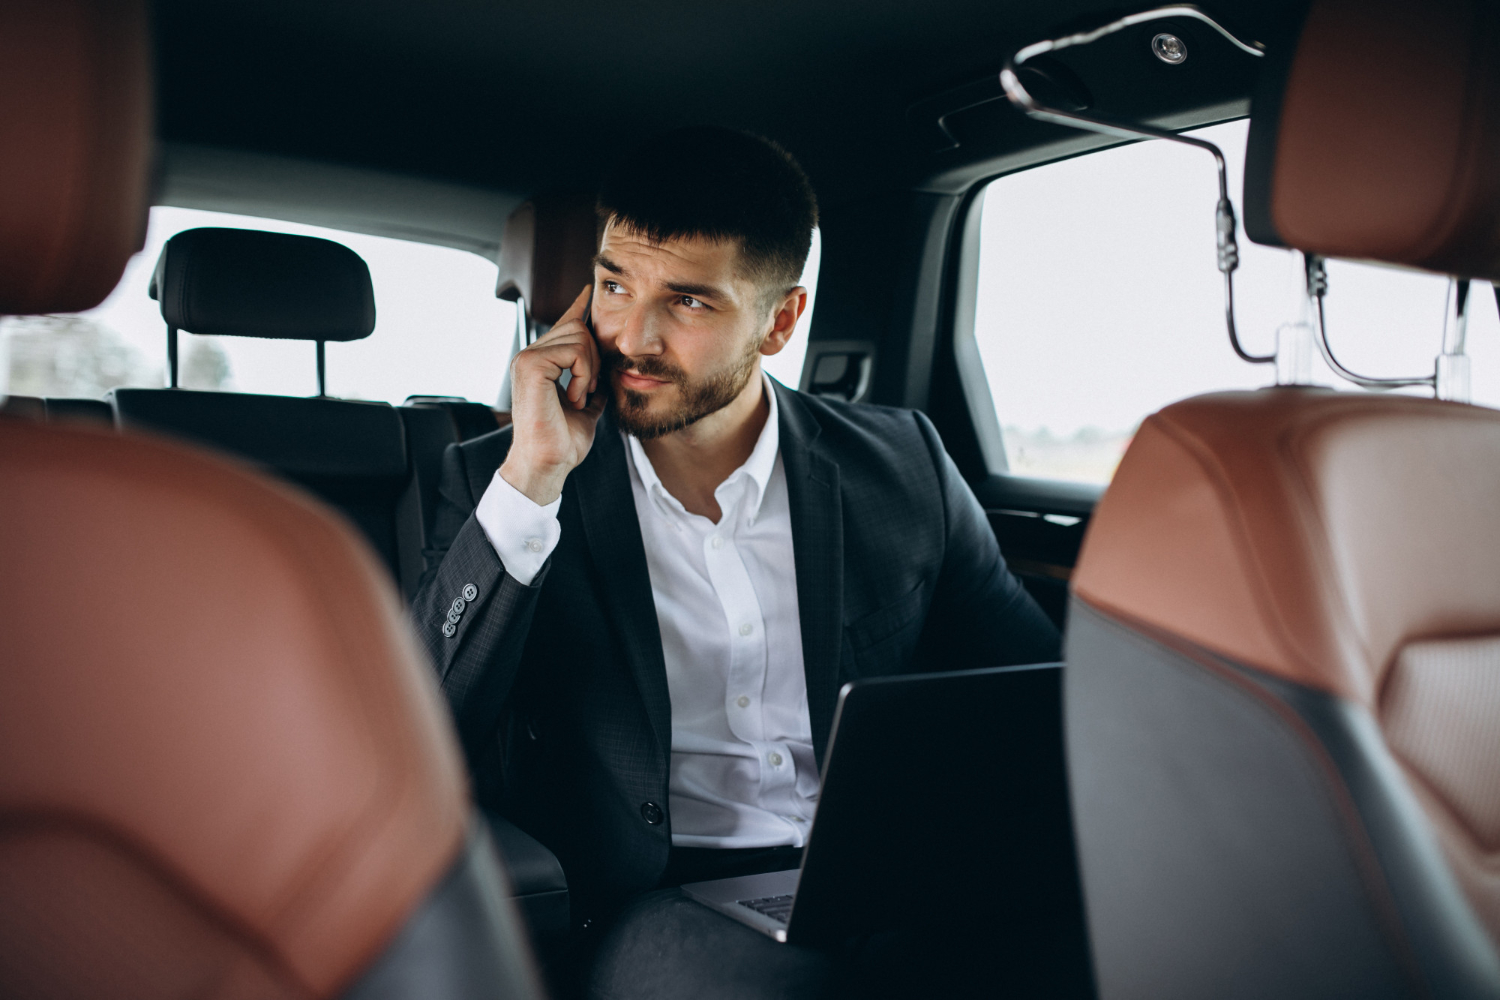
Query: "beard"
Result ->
[[603, 338, 763, 441]]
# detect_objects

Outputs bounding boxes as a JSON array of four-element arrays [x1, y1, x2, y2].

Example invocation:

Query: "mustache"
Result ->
[[602, 350, 686, 385]]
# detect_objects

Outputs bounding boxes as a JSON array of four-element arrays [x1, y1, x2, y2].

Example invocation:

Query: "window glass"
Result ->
[[972, 118, 1500, 484], [2, 209, 821, 403], [3, 206, 517, 403]]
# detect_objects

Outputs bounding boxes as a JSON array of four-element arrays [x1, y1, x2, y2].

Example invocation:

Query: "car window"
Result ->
[[3, 206, 518, 404], [1, 207, 820, 405], [970, 118, 1500, 485]]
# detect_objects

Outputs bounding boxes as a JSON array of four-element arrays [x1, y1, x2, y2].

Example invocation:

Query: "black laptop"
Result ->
[[681, 662, 1084, 946]]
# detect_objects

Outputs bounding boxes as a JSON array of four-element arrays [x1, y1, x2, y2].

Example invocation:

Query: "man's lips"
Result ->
[[618, 370, 672, 391]]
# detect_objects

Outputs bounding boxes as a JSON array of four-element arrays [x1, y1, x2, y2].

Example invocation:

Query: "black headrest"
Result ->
[[148, 228, 376, 341]]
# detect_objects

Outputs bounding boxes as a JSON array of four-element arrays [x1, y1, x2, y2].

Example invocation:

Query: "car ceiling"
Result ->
[[154, 0, 1309, 243]]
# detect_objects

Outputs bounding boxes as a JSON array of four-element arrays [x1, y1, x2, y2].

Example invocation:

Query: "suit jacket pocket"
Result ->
[[844, 583, 926, 656]]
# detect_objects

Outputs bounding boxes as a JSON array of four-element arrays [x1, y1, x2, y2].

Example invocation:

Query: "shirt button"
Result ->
[[768, 752, 783, 767], [640, 801, 664, 825], [710, 536, 723, 549], [736, 695, 750, 708], [526, 537, 544, 553], [739, 623, 753, 636]]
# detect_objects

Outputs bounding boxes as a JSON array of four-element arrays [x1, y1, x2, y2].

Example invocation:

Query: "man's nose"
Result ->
[[612, 302, 664, 359]]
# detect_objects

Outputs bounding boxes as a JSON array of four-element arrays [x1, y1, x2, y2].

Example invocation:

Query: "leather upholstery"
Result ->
[[0, 1, 541, 996], [0, 0, 151, 315], [1071, 388, 1500, 991], [495, 191, 597, 326], [150, 227, 377, 341], [1244, 0, 1500, 281], [1384, 636, 1500, 940], [1074, 389, 1500, 710], [0, 419, 468, 996]]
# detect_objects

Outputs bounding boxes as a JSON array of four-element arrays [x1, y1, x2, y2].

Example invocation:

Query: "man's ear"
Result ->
[[759, 286, 808, 357]]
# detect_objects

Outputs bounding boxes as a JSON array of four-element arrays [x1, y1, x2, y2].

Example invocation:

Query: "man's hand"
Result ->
[[500, 284, 607, 505]]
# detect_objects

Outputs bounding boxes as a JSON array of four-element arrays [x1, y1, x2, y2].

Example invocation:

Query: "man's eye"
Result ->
[[603, 280, 623, 294], [680, 296, 704, 309]]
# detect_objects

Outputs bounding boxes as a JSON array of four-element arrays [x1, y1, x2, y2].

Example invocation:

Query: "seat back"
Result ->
[[1065, 3, 1500, 997], [1, 418, 546, 999], [0, 3, 542, 996], [405, 395, 509, 441], [495, 190, 597, 338], [113, 227, 427, 594], [112, 388, 422, 592]]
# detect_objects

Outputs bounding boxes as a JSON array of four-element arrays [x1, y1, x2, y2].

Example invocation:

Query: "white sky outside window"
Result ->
[[6, 207, 818, 403], [974, 118, 1500, 484]]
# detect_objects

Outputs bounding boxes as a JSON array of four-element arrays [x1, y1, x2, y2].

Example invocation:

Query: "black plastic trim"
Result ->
[[343, 820, 544, 1000]]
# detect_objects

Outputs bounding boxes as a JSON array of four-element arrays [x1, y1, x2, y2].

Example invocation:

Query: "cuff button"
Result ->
[[442, 621, 457, 638], [462, 583, 478, 601]]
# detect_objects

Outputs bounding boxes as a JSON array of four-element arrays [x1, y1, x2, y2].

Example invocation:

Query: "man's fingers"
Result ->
[[569, 348, 596, 408]]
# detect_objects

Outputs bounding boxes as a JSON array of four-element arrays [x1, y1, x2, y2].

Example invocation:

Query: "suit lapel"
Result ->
[[573, 409, 673, 761], [776, 383, 844, 767]]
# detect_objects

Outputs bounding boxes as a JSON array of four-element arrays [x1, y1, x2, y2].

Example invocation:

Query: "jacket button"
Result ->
[[462, 583, 478, 601], [640, 801, 664, 825]]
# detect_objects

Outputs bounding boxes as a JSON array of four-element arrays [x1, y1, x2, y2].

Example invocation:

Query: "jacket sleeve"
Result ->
[[913, 411, 1062, 669], [410, 438, 550, 763]]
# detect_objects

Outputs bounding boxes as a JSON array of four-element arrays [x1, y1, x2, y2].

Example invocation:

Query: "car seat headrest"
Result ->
[[0, 0, 152, 315], [148, 227, 377, 341], [1244, 0, 1500, 281], [495, 191, 598, 327]]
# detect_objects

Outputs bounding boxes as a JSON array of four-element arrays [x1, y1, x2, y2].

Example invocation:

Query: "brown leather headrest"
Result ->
[[0, 420, 467, 996], [1244, 0, 1500, 281], [0, 0, 153, 315], [1073, 389, 1500, 709], [495, 191, 597, 327]]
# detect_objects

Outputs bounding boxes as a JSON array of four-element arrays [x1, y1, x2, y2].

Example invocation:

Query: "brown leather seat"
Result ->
[[1065, 2, 1500, 998], [0, 2, 542, 997], [495, 190, 597, 340]]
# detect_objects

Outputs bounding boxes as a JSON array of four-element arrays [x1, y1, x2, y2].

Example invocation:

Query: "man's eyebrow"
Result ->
[[665, 281, 730, 300], [595, 252, 731, 301], [593, 253, 627, 276]]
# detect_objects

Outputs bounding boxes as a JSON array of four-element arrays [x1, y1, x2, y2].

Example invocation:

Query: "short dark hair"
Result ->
[[596, 126, 818, 297]]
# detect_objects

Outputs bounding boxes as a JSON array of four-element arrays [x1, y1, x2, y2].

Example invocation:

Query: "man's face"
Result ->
[[591, 221, 795, 440]]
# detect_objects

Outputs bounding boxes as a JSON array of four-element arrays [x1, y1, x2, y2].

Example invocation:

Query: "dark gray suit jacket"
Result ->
[[412, 381, 1059, 912]]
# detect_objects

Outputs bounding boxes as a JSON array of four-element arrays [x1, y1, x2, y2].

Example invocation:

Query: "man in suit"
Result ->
[[413, 126, 1061, 996]]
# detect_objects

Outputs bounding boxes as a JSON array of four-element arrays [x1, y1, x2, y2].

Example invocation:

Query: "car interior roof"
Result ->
[[152, 0, 1311, 252]]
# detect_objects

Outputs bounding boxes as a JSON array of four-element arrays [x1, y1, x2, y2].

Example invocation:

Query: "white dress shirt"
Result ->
[[474, 376, 819, 848]]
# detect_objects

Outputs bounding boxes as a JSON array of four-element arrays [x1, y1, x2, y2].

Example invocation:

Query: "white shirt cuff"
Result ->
[[474, 471, 562, 586]]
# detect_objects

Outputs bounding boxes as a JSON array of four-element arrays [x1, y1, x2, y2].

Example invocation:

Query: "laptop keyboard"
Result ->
[[737, 893, 794, 924]]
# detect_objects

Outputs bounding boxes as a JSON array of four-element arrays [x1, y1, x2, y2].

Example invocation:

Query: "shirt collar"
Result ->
[[625, 372, 781, 524]]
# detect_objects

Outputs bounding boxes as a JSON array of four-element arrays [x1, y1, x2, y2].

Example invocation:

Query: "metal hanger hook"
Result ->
[[1001, 5, 1273, 365]]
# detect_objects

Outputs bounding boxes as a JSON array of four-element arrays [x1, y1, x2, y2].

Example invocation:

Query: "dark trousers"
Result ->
[[580, 847, 1094, 1000]]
